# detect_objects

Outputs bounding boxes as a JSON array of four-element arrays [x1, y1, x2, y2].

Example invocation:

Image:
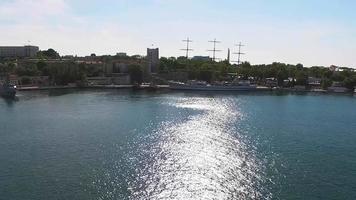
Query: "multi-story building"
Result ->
[[147, 48, 159, 73], [0, 46, 39, 58], [191, 56, 211, 61]]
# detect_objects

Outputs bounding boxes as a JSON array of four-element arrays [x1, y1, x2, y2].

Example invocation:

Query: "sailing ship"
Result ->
[[169, 80, 257, 91]]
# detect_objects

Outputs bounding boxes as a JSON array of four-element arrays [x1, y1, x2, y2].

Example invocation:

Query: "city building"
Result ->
[[329, 65, 339, 72], [112, 62, 129, 73], [227, 48, 230, 63], [328, 82, 349, 93], [191, 56, 211, 61], [105, 58, 145, 74], [265, 77, 278, 87], [307, 77, 322, 89], [0, 46, 39, 58], [0, 74, 19, 85], [147, 48, 159, 73], [116, 52, 127, 57]]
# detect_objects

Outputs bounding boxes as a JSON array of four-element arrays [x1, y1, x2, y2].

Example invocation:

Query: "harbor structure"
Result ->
[[116, 52, 127, 57], [181, 37, 193, 59], [0, 45, 39, 58], [207, 39, 221, 62], [233, 42, 245, 65], [227, 48, 231, 63]]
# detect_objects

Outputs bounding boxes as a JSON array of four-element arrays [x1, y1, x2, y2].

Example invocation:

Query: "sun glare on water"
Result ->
[[129, 97, 270, 199]]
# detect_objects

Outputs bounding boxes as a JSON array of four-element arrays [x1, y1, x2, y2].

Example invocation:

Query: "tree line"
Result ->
[[1, 48, 356, 89], [159, 57, 356, 89]]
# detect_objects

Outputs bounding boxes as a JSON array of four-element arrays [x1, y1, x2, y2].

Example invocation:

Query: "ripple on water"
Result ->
[[129, 97, 271, 200]]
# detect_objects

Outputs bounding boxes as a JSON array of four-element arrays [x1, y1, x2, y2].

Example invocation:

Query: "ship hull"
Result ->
[[0, 87, 16, 99], [170, 84, 257, 91]]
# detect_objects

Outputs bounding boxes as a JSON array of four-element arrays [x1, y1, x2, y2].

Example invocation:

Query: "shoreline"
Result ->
[[15, 85, 356, 95], [17, 85, 170, 91]]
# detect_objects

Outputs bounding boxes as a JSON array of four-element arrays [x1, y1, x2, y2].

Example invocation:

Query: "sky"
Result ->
[[1, 0, 356, 67]]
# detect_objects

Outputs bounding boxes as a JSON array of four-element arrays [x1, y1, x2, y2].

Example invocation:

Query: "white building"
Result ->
[[0, 46, 39, 58]]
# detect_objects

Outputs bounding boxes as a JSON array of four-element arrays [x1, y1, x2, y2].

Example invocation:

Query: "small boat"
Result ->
[[0, 83, 17, 99], [327, 86, 349, 93], [147, 83, 158, 91], [132, 83, 143, 90], [169, 80, 257, 91]]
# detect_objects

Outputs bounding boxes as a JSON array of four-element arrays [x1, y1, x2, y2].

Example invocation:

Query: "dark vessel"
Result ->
[[0, 83, 17, 99], [169, 80, 257, 91]]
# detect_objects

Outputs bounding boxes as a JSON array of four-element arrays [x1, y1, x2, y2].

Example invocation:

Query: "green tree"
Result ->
[[37, 48, 60, 59], [199, 70, 213, 83], [37, 61, 49, 76], [128, 64, 143, 84], [343, 75, 356, 89], [0, 62, 16, 74], [321, 78, 332, 89], [277, 69, 288, 86], [295, 71, 307, 85]]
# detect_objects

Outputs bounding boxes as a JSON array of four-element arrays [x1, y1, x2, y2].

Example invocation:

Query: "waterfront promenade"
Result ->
[[15, 85, 356, 95]]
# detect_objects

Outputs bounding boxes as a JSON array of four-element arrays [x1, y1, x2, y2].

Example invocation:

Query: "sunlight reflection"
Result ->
[[130, 97, 269, 199]]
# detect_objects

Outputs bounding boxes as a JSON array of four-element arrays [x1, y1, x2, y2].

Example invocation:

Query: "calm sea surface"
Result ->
[[0, 90, 356, 200]]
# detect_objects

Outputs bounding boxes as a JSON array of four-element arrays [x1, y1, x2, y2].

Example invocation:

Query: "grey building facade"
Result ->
[[147, 48, 159, 73], [0, 46, 39, 58]]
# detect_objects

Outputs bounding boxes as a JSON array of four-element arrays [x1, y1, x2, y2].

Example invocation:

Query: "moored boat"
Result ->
[[169, 80, 257, 91], [0, 83, 17, 98]]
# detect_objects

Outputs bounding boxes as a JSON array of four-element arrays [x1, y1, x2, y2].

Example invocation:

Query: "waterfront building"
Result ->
[[0, 46, 39, 58], [191, 56, 211, 61], [105, 58, 145, 74], [329, 65, 339, 72], [87, 74, 131, 85], [87, 77, 111, 85], [328, 82, 349, 93], [283, 77, 295, 87], [116, 52, 127, 57], [112, 62, 129, 73], [308, 77, 322, 89], [63, 55, 74, 59], [294, 85, 307, 91], [0, 74, 19, 85], [147, 48, 159, 73], [265, 77, 278, 87]]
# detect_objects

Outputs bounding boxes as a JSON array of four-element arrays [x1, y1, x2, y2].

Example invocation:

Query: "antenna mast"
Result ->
[[181, 37, 193, 59], [233, 42, 245, 65], [207, 38, 221, 62]]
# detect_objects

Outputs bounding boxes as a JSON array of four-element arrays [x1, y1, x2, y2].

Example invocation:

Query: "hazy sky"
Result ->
[[1, 0, 356, 67]]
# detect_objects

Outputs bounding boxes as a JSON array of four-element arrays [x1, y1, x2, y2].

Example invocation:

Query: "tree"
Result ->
[[37, 48, 60, 59], [343, 75, 356, 89], [277, 69, 288, 86], [295, 71, 307, 85], [128, 64, 143, 84], [321, 78, 332, 89], [199, 70, 213, 83], [0, 62, 16, 74], [296, 63, 304, 70], [37, 61, 49, 76]]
